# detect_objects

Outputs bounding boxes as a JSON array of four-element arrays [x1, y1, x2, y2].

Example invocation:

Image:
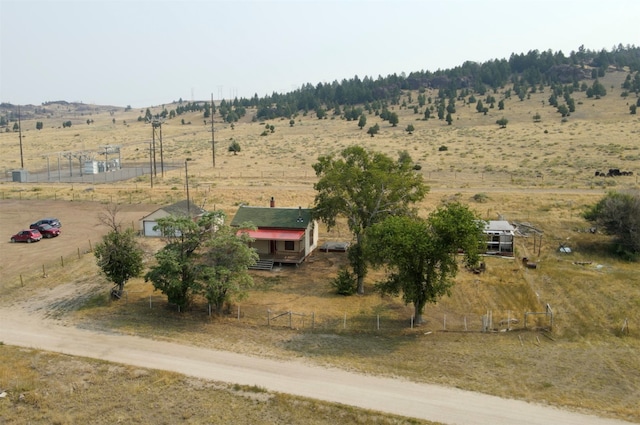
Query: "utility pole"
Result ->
[[18, 106, 24, 169], [185, 159, 190, 216], [149, 141, 153, 188], [211, 93, 216, 168], [151, 119, 164, 177], [159, 122, 164, 177]]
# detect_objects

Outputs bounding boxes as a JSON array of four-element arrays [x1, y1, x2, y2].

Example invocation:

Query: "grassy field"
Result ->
[[1, 70, 639, 423]]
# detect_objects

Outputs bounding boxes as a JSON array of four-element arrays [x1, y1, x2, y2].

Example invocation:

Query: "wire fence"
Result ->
[[115, 290, 559, 335], [3, 166, 637, 190]]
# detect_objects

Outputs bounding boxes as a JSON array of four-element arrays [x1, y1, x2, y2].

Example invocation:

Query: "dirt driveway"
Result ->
[[0, 304, 632, 425], [0, 200, 158, 284]]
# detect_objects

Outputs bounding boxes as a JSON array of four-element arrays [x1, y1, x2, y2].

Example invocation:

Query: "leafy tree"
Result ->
[[94, 204, 144, 298], [36, 121, 43, 130], [586, 79, 607, 98], [146, 212, 257, 311], [446, 99, 456, 114], [228, 140, 241, 154], [95, 228, 144, 298], [496, 117, 508, 128], [365, 203, 482, 324], [557, 104, 569, 117], [367, 123, 379, 137], [405, 124, 415, 134], [584, 191, 640, 259], [312, 146, 428, 294], [145, 215, 213, 310], [200, 223, 258, 314], [358, 114, 367, 130]]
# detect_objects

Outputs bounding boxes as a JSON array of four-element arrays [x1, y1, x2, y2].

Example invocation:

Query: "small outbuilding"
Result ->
[[230, 197, 318, 268], [139, 200, 206, 237], [482, 220, 516, 256]]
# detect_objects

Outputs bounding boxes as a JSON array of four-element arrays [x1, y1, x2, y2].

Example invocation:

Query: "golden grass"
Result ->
[[1, 71, 640, 422], [0, 345, 433, 425]]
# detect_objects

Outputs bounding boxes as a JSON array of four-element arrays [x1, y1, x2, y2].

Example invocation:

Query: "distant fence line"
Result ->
[[4, 164, 636, 188]]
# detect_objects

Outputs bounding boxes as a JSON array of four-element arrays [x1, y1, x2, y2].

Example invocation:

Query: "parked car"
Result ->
[[30, 218, 61, 229], [11, 229, 43, 243], [36, 224, 61, 238]]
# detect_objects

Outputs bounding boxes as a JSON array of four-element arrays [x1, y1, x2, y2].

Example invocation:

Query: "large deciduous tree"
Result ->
[[145, 215, 206, 310], [365, 203, 483, 324], [312, 146, 428, 294], [584, 191, 640, 259], [200, 224, 258, 314], [95, 228, 144, 298], [94, 204, 144, 298], [145, 211, 258, 312]]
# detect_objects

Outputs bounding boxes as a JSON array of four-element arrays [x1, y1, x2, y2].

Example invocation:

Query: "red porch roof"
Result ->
[[238, 229, 305, 241]]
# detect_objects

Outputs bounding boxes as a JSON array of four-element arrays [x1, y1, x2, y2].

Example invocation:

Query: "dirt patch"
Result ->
[[0, 200, 158, 284]]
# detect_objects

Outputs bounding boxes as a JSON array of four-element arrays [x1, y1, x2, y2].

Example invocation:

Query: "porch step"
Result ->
[[250, 259, 274, 271]]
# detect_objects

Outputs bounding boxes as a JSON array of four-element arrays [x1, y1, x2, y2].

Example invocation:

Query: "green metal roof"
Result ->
[[230, 206, 312, 229], [163, 200, 207, 217]]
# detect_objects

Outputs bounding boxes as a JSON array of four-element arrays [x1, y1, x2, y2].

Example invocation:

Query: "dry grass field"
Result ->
[[1, 70, 639, 423]]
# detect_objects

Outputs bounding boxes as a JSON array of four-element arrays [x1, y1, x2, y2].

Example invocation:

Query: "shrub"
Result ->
[[331, 268, 357, 296], [472, 193, 489, 203]]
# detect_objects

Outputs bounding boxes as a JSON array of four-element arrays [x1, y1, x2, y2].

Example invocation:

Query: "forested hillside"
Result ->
[[1, 44, 638, 125]]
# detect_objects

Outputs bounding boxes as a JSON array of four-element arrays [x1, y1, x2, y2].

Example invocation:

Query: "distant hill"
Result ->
[[1, 44, 638, 122]]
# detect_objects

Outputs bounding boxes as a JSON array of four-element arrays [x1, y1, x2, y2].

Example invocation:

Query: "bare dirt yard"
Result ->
[[0, 199, 158, 285]]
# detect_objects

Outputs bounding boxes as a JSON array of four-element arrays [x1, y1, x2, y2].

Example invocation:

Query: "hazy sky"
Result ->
[[1, 0, 639, 108]]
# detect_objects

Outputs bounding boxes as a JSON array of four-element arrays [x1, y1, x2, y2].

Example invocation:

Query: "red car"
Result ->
[[36, 224, 61, 238], [11, 229, 43, 243]]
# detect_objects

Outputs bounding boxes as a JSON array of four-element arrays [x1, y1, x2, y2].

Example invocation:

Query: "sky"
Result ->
[[1, 0, 639, 108]]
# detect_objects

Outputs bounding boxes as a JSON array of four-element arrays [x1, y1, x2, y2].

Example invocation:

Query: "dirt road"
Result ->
[[0, 308, 633, 425]]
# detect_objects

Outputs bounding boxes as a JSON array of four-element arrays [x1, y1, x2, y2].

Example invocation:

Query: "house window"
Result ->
[[284, 240, 295, 251]]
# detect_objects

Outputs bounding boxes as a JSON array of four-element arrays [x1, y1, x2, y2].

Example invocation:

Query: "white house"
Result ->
[[139, 200, 206, 237]]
